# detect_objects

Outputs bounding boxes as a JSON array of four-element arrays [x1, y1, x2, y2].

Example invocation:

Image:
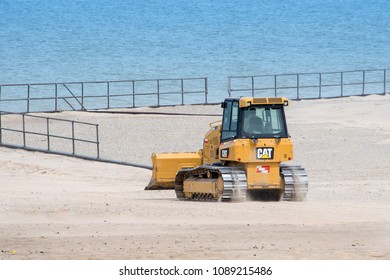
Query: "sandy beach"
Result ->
[[1, 94, 390, 260]]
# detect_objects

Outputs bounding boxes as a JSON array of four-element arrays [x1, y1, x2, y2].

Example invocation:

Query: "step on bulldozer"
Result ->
[[145, 97, 308, 201]]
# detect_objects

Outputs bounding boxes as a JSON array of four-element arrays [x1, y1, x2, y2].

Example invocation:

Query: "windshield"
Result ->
[[242, 106, 288, 138]]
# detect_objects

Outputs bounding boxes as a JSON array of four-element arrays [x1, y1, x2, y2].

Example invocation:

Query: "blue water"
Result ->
[[1, 0, 389, 102]]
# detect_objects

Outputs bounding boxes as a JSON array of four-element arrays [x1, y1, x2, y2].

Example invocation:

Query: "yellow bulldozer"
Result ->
[[145, 97, 308, 201]]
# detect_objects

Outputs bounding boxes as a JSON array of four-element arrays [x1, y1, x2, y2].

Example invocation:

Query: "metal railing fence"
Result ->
[[0, 111, 100, 158], [228, 69, 389, 99], [0, 77, 208, 113]]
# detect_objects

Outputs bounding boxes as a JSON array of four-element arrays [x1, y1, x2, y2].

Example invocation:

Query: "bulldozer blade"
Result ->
[[145, 150, 203, 190]]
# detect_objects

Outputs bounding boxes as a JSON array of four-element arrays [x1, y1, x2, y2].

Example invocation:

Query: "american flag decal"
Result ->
[[256, 166, 270, 173]]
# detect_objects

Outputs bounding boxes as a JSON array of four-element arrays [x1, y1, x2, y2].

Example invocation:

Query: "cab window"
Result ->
[[221, 101, 238, 141], [241, 106, 288, 138]]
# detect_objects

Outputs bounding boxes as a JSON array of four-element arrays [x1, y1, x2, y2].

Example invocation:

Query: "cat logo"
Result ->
[[256, 147, 274, 159], [221, 148, 229, 158]]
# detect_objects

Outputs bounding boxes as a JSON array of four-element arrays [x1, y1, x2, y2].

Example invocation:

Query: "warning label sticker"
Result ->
[[256, 166, 270, 173]]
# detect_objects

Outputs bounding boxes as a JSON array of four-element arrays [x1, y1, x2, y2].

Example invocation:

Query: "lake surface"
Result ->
[[1, 0, 389, 106]]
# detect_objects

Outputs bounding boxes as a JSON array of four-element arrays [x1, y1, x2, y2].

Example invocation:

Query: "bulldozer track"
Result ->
[[280, 164, 308, 201], [175, 165, 247, 202], [175, 164, 307, 202]]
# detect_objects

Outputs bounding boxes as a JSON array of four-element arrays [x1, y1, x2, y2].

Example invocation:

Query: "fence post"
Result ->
[[157, 80, 160, 106], [362, 70, 366, 95], [55, 83, 58, 111], [181, 79, 184, 105], [132, 81, 135, 108], [385, 69, 387, 94], [22, 114, 26, 147], [107, 82, 110, 109], [205, 77, 208, 104], [27, 84, 31, 113], [0, 110, 2, 144], [296, 74, 300, 100], [0, 85, 2, 144], [251, 76, 255, 97], [274, 75, 277, 97], [341, 72, 344, 97], [319, 73, 322, 98], [71, 121, 75, 155], [81, 82, 84, 109], [228, 77, 231, 97], [96, 124, 100, 158], [46, 118, 50, 151]]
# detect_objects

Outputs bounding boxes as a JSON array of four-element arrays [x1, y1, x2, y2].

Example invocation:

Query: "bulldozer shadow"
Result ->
[[246, 190, 284, 202]]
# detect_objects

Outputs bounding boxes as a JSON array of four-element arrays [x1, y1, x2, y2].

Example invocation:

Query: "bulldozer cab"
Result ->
[[221, 97, 289, 142]]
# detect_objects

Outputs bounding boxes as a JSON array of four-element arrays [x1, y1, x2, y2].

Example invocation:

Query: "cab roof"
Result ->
[[224, 97, 289, 108]]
